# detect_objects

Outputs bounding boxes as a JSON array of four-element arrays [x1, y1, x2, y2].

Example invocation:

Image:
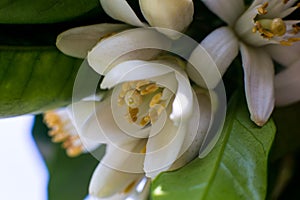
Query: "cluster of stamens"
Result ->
[[252, 1, 300, 45], [44, 111, 83, 157], [118, 80, 167, 127]]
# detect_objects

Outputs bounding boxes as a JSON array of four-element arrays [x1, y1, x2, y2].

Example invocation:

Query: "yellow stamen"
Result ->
[[149, 93, 162, 108], [257, 2, 268, 15], [128, 107, 139, 122], [52, 132, 69, 143], [135, 80, 150, 91], [66, 146, 83, 157], [44, 111, 84, 157], [140, 115, 150, 126], [292, 24, 300, 34], [140, 84, 159, 95]]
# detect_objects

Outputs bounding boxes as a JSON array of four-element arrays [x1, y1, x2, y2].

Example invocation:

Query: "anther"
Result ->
[[149, 93, 162, 108], [292, 24, 300, 34], [128, 107, 139, 122], [135, 80, 150, 91], [140, 84, 159, 95], [140, 115, 150, 126], [257, 2, 268, 15]]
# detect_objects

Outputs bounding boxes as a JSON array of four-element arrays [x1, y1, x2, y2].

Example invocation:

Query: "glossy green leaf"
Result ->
[[32, 114, 104, 200], [0, 0, 103, 24], [151, 92, 276, 200], [0, 47, 82, 117]]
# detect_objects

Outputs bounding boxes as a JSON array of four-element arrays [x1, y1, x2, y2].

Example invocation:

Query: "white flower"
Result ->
[[78, 56, 213, 198], [55, 26, 221, 199], [189, 0, 300, 126], [100, 0, 194, 38]]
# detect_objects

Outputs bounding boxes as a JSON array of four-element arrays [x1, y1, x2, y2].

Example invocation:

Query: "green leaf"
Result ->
[[270, 102, 300, 161], [151, 92, 276, 200], [32, 115, 104, 200], [0, 47, 82, 117], [0, 0, 103, 24]]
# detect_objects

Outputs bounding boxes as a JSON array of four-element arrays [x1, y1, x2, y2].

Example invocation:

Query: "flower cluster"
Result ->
[[44, 0, 300, 199]]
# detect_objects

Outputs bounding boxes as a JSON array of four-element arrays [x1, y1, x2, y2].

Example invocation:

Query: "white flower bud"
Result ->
[[139, 0, 194, 38]]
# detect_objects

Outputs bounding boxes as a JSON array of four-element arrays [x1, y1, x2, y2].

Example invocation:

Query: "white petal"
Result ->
[[139, 0, 194, 39], [101, 60, 174, 89], [275, 58, 300, 106], [170, 72, 193, 125], [202, 0, 245, 26], [125, 178, 150, 200], [170, 90, 205, 170], [144, 116, 186, 178], [187, 26, 238, 88], [56, 23, 130, 58], [89, 162, 143, 198], [265, 43, 300, 67], [87, 28, 172, 75], [240, 43, 275, 126], [69, 101, 96, 128], [100, 0, 146, 27], [101, 139, 147, 173], [81, 96, 135, 144]]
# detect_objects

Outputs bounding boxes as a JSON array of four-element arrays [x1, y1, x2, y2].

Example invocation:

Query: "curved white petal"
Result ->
[[100, 0, 146, 27], [240, 43, 275, 126], [265, 42, 300, 67], [87, 28, 172, 75], [69, 100, 97, 129], [56, 23, 130, 58], [139, 0, 194, 39], [89, 177, 150, 200], [101, 139, 147, 173], [170, 72, 193, 125], [187, 27, 238, 89], [101, 60, 174, 89], [144, 115, 186, 178], [202, 0, 245, 26], [275, 58, 300, 106], [81, 96, 134, 144], [170, 90, 206, 170], [89, 162, 143, 198]]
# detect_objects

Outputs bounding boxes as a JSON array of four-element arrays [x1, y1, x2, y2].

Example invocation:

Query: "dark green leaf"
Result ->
[[0, 47, 82, 117], [32, 114, 105, 200], [151, 92, 276, 200], [270, 102, 300, 161], [0, 0, 103, 24]]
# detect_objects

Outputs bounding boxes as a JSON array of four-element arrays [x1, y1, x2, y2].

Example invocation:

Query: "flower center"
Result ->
[[118, 80, 168, 127], [251, 1, 300, 46], [44, 111, 84, 157], [253, 18, 286, 38]]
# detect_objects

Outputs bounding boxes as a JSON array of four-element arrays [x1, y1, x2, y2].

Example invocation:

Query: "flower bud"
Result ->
[[139, 0, 194, 39]]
